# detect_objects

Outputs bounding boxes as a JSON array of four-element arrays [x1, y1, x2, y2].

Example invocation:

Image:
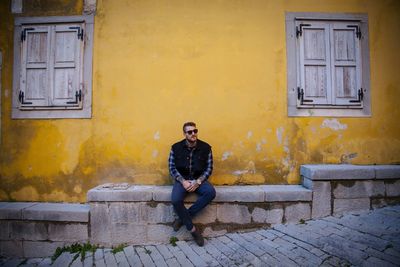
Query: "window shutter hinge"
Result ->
[[349, 88, 364, 103], [69, 26, 84, 41], [66, 90, 82, 104], [297, 87, 313, 105], [347, 25, 362, 39], [296, 24, 311, 38], [18, 91, 32, 104], [20, 28, 35, 42]]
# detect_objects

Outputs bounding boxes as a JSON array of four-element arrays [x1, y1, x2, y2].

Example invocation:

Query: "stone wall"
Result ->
[[87, 184, 312, 247], [0, 203, 89, 258], [1, 164, 399, 258], [301, 165, 400, 218]]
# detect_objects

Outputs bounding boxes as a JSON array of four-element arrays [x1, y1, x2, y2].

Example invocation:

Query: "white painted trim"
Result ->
[[12, 15, 94, 119], [285, 12, 371, 117]]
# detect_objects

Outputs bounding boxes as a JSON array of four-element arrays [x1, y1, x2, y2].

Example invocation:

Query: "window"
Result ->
[[286, 13, 371, 117], [12, 15, 94, 119]]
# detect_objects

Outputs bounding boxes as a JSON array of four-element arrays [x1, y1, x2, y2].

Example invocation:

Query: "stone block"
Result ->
[[147, 224, 175, 244], [302, 177, 313, 189], [214, 186, 265, 202], [10, 221, 48, 241], [152, 186, 173, 201], [216, 204, 251, 224], [284, 203, 311, 223], [311, 181, 332, 218], [301, 165, 375, 180], [48, 223, 88, 242], [140, 203, 175, 223], [333, 181, 385, 198], [89, 203, 112, 245], [252, 207, 283, 224], [111, 223, 147, 245], [192, 204, 217, 224], [87, 185, 153, 202], [385, 180, 400, 197], [109, 203, 140, 223], [333, 198, 370, 216], [375, 165, 400, 179], [23, 203, 89, 222], [23, 241, 66, 258], [0, 221, 10, 240], [0, 240, 23, 257], [262, 185, 312, 202], [0, 202, 38, 220]]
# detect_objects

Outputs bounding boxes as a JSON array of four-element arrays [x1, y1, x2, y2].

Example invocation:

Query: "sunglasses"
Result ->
[[185, 129, 198, 135]]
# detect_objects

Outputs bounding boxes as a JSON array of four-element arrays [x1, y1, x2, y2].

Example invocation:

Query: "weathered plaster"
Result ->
[[0, 0, 399, 201]]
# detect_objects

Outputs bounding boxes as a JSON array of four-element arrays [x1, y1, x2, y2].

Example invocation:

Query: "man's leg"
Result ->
[[188, 181, 216, 218], [171, 182, 194, 231]]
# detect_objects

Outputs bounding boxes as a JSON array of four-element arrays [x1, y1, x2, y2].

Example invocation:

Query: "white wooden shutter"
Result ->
[[298, 22, 331, 105], [50, 24, 84, 107], [330, 22, 362, 105], [20, 26, 51, 107]]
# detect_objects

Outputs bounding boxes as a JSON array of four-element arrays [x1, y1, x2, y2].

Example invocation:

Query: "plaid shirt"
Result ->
[[168, 146, 213, 184]]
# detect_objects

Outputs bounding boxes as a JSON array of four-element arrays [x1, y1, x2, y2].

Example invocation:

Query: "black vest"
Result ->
[[171, 139, 211, 179]]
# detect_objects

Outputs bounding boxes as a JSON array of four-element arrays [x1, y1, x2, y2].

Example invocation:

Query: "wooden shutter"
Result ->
[[20, 26, 50, 107], [51, 24, 84, 107], [330, 22, 362, 105], [298, 22, 331, 105]]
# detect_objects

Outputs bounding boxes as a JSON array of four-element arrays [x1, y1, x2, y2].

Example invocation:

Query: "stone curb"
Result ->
[[87, 184, 312, 202], [301, 164, 400, 180], [0, 203, 90, 222]]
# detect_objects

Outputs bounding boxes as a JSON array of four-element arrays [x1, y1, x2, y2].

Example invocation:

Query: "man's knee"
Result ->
[[205, 186, 216, 200]]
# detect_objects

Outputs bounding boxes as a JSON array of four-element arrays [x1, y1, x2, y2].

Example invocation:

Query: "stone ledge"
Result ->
[[87, 184, 311, 203], [0, 203, 38, 220], [0, 203, 90, 222], [301, 164, 400, 180]]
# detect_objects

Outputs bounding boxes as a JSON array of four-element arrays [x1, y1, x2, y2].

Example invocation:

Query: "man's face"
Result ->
[[184, 126, 198, 143]]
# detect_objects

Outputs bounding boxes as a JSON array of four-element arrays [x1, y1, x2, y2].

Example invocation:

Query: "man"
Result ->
[[169, 122, 216, 246]]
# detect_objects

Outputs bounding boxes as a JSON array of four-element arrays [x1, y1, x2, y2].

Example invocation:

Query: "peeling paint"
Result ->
[[256, 142, 262, 151], [152, 150, 158, 158], [276, 127, 284, 145], [321, 119, 348, 131], [247, 131, 253, 139], [221, 151, 232, 161], [153, 131, 160, 140]]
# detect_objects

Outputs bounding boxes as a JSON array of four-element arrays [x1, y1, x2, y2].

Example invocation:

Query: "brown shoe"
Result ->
[[191, 228, 204, 246], [172, 219, 182, 231]]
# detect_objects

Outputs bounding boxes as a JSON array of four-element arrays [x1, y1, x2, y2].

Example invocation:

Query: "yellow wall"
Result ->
[[1, 0, 399, 202]]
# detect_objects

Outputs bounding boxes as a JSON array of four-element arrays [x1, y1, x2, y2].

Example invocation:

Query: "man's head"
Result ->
[[183, 122, 198, 143]]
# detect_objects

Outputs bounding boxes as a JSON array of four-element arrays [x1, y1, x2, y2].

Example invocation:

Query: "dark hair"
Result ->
[[183, 122, 196, 132]]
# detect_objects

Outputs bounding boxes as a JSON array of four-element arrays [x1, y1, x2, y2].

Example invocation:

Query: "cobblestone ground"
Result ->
[[1, 205, 400, 267]]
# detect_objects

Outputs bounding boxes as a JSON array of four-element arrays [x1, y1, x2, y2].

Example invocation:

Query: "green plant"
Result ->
[[299, 219, 306, 224], [51, 242, 98, 263], [169, 236, 179, 246], [144, 248, 152, 254], [112, 244, 127, 254]]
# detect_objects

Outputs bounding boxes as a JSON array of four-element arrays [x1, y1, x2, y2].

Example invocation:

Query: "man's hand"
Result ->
[[187, 182, 199, 192], [182, 180, 192, 191]]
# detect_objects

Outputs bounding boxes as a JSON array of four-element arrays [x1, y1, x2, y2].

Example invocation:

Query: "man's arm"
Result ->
[[198, 150, 213, 183], [168, 149, 184, 183]]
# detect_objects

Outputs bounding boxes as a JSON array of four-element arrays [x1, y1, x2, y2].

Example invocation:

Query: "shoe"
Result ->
[[172, 218, 182, 231], [191, 228, 204, 247]]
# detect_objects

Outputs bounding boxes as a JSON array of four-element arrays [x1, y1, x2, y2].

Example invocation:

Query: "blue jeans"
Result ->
[[171, 180, 216, 231]]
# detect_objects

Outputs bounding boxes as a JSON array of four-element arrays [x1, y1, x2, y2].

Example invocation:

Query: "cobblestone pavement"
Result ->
[[1, 205, 400, 267]]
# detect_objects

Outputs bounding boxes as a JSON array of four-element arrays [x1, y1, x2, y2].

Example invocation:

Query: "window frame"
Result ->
[[286, 12, 371, 117], [12, 15, 94, 119]]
